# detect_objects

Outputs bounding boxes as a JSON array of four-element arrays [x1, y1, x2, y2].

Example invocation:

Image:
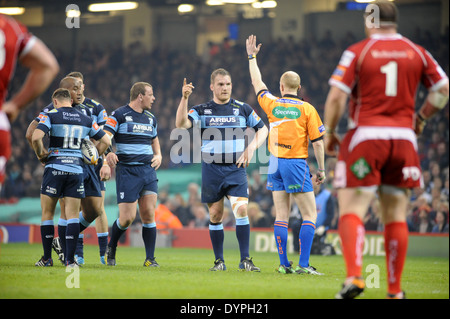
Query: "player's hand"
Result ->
[[324, 133, 340, 157], [151, 154, 162, 170], [106, 152, 119, 168], [236, 145, 256, 168], [315, 170, 326, 185], [37, 150, 50, 164], [246, 35, 262, 56], [100, 164, 111, 181], [2, 101, 20, 123], [182, 78, 195, 99], [414, 114, 426, 136]]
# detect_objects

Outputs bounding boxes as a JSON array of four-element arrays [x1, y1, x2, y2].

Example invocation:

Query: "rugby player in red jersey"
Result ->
[[323, 1, 449, 299], [0, 14, 59, 189]]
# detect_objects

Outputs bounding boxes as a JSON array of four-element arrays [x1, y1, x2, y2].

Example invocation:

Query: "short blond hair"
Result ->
[[210, 68, 231, 84], [130, 82, 152, 101], [280, 71, 301, 91]]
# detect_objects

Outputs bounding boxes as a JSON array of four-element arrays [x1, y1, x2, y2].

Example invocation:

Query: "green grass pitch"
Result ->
[[0, 243, 448, 299]]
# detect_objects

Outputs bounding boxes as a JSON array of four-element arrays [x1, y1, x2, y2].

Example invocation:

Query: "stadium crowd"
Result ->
[[2, 27, 449, 234]]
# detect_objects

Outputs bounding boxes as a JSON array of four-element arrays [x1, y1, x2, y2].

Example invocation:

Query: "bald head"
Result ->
[[59, 76, 79, 89], [59, 76, 83, 105], [280, 71, 301, 94]]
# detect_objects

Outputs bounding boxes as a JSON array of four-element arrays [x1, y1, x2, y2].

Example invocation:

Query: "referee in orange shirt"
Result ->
[[246, 35, 326, 275]]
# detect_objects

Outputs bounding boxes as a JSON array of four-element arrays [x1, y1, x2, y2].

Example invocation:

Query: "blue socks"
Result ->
[[108, 219, 128, 248], [274, 220, 316, 268], [108, 219, 157, 261], [299, 220, 316, 268], [209, 217, 251, 263], [97, 232, 108, 257], [142, 223, 157, 260], [41, 220, 54, 260], [57, 218, 67, 257], [236, 217, 250, 262], [274, 220, 290, 267], [209, 222, 224, 262], [65, 218, 80, 264]]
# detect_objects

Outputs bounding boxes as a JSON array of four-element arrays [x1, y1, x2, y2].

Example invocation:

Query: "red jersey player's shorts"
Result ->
[[333, 126, 422, 189]]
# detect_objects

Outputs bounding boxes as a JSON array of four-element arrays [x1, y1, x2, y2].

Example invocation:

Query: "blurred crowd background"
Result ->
[[2, 26, 448, 234]]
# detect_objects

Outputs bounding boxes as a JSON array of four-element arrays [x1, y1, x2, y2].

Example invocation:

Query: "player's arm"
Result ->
[[237, 125, 268, 168], [175, 78, 194, 129], [151, 137, 162, 170], [25, 119, 39, 148], [246, 35, 267, 95], [103, 131, 119, 168], [31, 128, 49, 164], [323, 86, 348, 157], [3, 38, 59, 122], [311, 138, 326, 185], [95, 132, 111, 156], [415, 83, 449, 135]]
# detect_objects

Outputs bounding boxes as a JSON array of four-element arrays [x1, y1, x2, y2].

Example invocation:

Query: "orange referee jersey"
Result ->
[[257, 90, 325, 159]]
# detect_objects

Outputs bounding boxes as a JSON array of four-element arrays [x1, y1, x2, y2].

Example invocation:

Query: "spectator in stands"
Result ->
[[415, 206, 434, 233], [171, 193, 194, 226], [247, 202, 271, 228], [190, 202, 209, 228], [432, 210, 449, 233]]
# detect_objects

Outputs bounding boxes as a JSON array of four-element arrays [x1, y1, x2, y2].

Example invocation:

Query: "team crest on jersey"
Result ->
[[233, 108, 239, 116], [350, 157, 371, 180]]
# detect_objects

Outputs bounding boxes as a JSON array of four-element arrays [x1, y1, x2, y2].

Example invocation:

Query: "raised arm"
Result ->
[[246, 35, 267, 95], [175, 78, 195, 129]]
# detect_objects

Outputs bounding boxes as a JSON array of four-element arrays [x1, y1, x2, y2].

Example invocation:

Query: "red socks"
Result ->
[[339, 214, 408, 295], [338, 214, 365, 278], [384, 221, 408, 295]]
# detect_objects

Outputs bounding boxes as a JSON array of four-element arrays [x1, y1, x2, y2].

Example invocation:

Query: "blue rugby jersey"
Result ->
[[36, 107, 105, 174], [104, 105, 157, 165], [35, 102, 93, 123], [188, 98, 264, 164], [82, 97, 108, 127]]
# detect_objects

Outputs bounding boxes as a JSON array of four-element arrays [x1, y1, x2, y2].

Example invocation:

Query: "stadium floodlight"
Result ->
[[206, 0, 225, 5], [0, 7, 25, 15], [66, 8, 81, 18], [221, 0, 256, 4], [252, 1, 277, 9], [178, 4, 195, 13], [88, 1, 139, 12]]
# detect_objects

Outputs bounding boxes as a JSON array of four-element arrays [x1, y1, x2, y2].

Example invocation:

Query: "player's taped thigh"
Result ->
[[228, 196, 248, 217], [379, 184, 409, 196]]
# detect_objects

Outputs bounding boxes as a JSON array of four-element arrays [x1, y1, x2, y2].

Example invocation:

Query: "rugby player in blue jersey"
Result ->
[[175, 69, 268, 271], [26, 76, 111, 265], [32, 88, 110, 267], [103, 82, 162, 267], [67, 71, 110, 265]]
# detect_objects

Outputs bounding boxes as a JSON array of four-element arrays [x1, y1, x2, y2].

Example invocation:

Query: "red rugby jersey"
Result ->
[[329, 33, 448, 129], [0, 14, 35, 108]]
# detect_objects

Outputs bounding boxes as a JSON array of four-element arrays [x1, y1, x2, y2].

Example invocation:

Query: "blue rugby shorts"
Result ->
[[266, 155, 313, 193]]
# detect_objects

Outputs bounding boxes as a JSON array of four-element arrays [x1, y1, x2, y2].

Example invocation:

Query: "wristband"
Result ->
[[318, 169, 325, 172], [104, 145, 113, 156], [416, 113, 426, 123], [324, 126, 335, 134], [248, 54, 256, 60]]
